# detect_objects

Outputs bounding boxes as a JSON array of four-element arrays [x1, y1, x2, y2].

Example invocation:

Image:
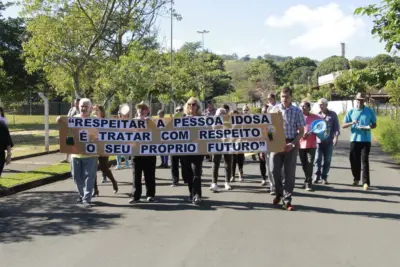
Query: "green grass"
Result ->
[[372, 116, 400, 163], [7, 115, 58, 132], [0, 163, 71, 188]]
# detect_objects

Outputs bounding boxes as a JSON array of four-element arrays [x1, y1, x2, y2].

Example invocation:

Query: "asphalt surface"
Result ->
[[1, 131, 399, 267]]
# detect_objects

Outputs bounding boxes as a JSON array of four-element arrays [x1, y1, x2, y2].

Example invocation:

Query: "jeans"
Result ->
[[182, 155, 203, 198], [314, 143, 334, 180], [299, 148, 316, 186], [132, 156, 156, 199], [71, 157, 98, 203], [349, 142, 371, 185], [212, 154, 232, 184], [270, 145, 298, 203]]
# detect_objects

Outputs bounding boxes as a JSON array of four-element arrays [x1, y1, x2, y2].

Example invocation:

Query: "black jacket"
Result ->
[[0, 121, 13, 151]]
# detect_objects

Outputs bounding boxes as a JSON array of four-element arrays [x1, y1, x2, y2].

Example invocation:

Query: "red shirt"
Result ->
[[299, 113, 320, 149]]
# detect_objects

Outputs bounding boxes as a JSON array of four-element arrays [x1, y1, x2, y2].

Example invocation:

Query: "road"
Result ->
[[1, 132, 399, 267]]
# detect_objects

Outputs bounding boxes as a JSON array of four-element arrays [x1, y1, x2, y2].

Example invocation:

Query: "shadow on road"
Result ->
[[0, 191, 123, 244]]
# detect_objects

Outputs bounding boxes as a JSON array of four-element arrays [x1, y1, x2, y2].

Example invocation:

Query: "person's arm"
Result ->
[[4, 124, 13, 164], [332, 112, 340, 145], [342, 110, 355, 129], [285, 110, 305, 152], [370, 109, 377, 129]]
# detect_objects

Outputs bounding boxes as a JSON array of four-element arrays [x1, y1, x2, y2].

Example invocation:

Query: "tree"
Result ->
[[281, 57, 317, 84], [289, 66, 315, 85], [314, 56, 350, 79], [355, 0, 400, 53], [334, 69, 368, 98], [368, 54, 395, 67], [350, 60, 368, 70], [385, 77, 400, 107], [240, 55, 251, 62]]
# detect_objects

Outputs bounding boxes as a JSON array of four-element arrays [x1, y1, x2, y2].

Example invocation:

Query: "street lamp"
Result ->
[[169, 1, 174, 117], [197, 30, 209, 51]]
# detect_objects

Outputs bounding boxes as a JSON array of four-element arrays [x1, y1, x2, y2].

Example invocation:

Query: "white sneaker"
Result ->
[[261, 180, 267, 186], [209, 183, 219, 192], [225, 182, 232, 190], [238, 172, 244, 182], [230, 176, 236, 183]]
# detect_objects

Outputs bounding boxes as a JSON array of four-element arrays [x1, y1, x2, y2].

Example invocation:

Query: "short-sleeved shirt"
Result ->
[[278, 104, 306, 139], [344, 106, 377, 142], [299, 113, 320, 149]]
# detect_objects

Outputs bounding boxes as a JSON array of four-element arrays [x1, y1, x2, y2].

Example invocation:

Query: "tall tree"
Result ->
[[355, 0, 400, 53]]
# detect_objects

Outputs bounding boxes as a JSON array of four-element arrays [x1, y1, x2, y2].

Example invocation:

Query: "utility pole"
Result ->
[[169, 1, 174, 118], [197, 30, 209, 108]]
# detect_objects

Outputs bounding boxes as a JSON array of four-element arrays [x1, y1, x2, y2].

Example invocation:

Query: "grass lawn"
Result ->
[[0, 163, 71, 188], [7, 115, 58, 132]]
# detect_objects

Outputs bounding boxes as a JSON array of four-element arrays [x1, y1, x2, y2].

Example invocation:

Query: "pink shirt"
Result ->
[[299, 113, 320, 149]]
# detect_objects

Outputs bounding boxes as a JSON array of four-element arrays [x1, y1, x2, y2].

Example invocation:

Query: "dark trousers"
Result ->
[[212, 154, 232, 183], [0, 150, 5, 177], [132, 156, 156, 199], [258, 153, 268, 180], [182, 155, 203, 198], [232, 153, 244, 176], [299, 148, 316, 186], [349, 142, 371, 185], [171, 155, 186, 184]]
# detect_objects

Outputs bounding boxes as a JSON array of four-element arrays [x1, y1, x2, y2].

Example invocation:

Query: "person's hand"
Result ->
[[260, 152, 265, 160], [352, 120, 358, 125], [284, 143, 294, 153], [303, 132, 310, 138], [5, 154, 11, 165], [333, 136, 338, 146]]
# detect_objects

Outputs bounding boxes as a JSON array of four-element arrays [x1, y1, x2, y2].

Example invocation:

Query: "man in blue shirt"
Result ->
[[343, 92, 377, 190]]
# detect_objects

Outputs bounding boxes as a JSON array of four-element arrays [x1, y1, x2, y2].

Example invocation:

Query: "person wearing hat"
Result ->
[[210, 107, 233, 192], [157, 109, 169, 169], [343, 92, 377, 190], [314, 98, 340, 185], [298, 99, 320, 191], [170, 106, 187, 186], [129, 101, 157, 203]]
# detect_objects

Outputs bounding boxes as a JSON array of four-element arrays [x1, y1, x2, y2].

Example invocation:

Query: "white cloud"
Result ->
[[265, 3, 364, 50]]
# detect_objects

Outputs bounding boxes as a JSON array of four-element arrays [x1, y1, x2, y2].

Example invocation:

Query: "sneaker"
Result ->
[[322, 179, 329, 185], [114, 165, 123, 170], [224, 182, 232, 190], [192, 195, 202, 205], [284, 202, 295, 211], [146, 197, 155, 202], [238, 172, 244, 182], [305, 184, 313, 191], [170, 183, 178, 187], [76, 197, 83, 204], [313, 178, 320, 184], [261, 180, 267, 186], [230, 176, 236, 183], [272, 196, 281, 205], [353, 180, 360, 186], [209, 183, 218, 192], [129, 198, 140, 204], [101, 178, 108, 184], [363, 184, 369, 190], [82, 202, 92, 208], [270, 191, 276, 196]]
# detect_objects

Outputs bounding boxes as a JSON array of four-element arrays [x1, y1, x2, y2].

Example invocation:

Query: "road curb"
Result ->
[[0, 159, 117, 198]]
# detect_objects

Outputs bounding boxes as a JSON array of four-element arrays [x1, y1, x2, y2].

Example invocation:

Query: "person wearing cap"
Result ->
[[298, 100, 320, 191], [210, 107, 233, 192], [129, 101, 157, 203], [314, 98, 340, 185], [157, 109, 169, 169], [270, 87, 306, 211], [170, 106, 187, 186], [343, 92, 377, 190]]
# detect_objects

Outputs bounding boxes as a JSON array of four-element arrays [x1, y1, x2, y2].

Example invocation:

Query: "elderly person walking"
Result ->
[[61, 98, 80, 163], [313, 98, 340, 185], [57, 98, 97, 207], [270, 87, 306, 211], [343, 92, 377, 190]]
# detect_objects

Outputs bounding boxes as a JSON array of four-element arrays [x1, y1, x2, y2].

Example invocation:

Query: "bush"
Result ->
[[373, 116, 400, 163]]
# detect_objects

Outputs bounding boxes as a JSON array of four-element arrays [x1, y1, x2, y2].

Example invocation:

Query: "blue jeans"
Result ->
[[71, 157, 98, 203], [314, 143, 334, 180]]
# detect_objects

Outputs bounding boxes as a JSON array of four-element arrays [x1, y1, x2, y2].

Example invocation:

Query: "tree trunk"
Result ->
[[73, 72, 81, 98]]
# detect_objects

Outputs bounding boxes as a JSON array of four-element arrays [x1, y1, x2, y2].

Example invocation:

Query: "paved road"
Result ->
[[1, 132, 399, 267]]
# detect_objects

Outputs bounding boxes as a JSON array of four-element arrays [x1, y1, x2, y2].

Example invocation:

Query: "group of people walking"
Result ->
[[54, 88, 377, 210]]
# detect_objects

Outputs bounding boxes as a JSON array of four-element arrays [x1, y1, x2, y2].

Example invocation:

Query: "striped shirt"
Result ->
[[278, 104, 306, 139]]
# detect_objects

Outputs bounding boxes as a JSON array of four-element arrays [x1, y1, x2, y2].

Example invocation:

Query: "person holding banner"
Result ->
[[210, 107, 233, 192], [314, 98, 340, 185], [157, 110, 169, 169], [230, 110, 245, 183], [298, 100, 320, 191], [342, 92, 377, 190], [171, 106, 187, 186], [57, 98, 98, 208], [270, 87, 305, 211], [129, 101, 157, 203], [258, 105, 273, 189], [92, 105, 119, 196], [181, 97, 204, 204]]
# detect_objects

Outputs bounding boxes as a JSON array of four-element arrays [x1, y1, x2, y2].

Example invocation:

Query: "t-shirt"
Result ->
[[317, 110, 340, 144], [299, 113, 320, 149], [344, 106, 377, 142], [71, 114, 97, 159]]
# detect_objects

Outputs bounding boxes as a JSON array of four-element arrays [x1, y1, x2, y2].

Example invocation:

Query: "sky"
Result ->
[[3, 0, 388, 61]]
